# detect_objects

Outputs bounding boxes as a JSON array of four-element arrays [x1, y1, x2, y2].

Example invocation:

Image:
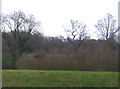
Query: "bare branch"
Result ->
[[95, 13, 117, 40]]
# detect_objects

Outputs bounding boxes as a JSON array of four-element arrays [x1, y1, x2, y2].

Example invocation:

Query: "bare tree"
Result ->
[[95, 13, 118, 40], [65, 20, 78, 43], [64, 19, 89, 52], [1, 11, 41, 68]]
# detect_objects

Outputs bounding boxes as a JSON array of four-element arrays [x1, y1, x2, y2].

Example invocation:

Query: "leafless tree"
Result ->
[[1, 11, 41, 68], [64, 19, 89, 52], [95, 13, 119, 40]]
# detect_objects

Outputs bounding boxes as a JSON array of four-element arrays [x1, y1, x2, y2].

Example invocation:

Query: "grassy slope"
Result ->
[[2, 70, 118, 87]]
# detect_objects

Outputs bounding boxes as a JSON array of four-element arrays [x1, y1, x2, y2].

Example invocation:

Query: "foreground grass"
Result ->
[[2, 70, 118, 87]]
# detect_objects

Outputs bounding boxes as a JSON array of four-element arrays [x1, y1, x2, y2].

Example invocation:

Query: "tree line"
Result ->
[[1, 11, 119, 71]]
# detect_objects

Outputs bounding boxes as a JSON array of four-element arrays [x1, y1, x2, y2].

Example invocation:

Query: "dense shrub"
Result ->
[[2, 38, 118, 71], [14, 47, 118, 71]]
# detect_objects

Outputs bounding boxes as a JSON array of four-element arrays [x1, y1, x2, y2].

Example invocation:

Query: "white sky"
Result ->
[[1, 0, 119, 39]]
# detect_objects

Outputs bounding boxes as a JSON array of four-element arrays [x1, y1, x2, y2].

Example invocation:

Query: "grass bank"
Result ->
[[2, 70, 118, 87]]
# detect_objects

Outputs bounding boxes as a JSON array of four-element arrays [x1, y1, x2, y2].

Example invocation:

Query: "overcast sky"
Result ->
[[1, 0, 119, 39]]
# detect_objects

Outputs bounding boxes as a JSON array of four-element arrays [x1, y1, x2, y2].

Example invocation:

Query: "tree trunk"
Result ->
[[11, 54, 17, 69]]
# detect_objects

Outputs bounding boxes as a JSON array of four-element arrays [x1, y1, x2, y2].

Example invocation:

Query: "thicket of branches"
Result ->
[[1, 11, 119, 71]]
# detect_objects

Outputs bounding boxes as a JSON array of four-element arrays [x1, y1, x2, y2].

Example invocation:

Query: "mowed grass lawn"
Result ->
[[2, 70, 118, 87]]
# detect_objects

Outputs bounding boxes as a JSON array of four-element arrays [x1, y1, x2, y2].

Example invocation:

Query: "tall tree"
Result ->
[[1, 11, 41, 68], [64, 19, 89, 52], [95, 13, 118, 40]]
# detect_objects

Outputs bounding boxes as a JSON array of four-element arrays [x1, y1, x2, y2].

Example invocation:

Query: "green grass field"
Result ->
[[2, 70, 118, 87]]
